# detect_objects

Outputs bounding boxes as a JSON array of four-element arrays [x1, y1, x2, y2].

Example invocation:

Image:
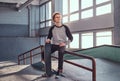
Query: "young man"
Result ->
[[45, 12, 73, 77]]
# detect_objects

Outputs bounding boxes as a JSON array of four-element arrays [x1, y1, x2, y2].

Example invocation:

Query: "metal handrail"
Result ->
[[18, 46, 96, 81], [18, 45, 44, 65], [52, 51, 96, 81]]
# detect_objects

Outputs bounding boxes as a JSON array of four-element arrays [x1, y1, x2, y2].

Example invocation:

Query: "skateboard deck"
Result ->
[[44, 43, 52, 76]]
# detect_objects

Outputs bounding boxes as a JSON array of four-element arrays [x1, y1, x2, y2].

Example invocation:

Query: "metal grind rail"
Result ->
[[18, 46, 96, 81], [52, 51, 96, 81], [18, 45, 44, 65]]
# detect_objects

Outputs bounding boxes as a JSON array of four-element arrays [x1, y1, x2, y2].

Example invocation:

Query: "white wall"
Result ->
[[68, 14, 114, 32]]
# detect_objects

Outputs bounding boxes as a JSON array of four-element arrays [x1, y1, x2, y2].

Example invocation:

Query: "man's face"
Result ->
[[54, 14, 62, 23]]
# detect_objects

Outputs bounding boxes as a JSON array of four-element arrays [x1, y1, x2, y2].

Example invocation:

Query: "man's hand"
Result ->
[[59, 42, 66, 47], [46, 39, 51, 43]]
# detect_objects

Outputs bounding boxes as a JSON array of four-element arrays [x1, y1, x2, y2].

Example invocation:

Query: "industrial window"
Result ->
[[70, 33, 79, 48], [96, 31, 112, 46], [96, 4, 111, 16], [81, 33, 93, 49], [46, 21, 52, 27], [62, 0, 112, 21], [70, 0, 79, 13], [67, 30, 113, 49], [81, 0, 93, 9], [80, 0, 93, 19], [39, 36, 47, 45], [81, 0, 112, 19], [70, 13, 79, 22], [96, 0, 110, 4], [46, 2, 52, 20], [62, 0, 79, 23], [40, 1, 52, 28], [40, 5, 45, 28], [63, 0, 68, 15], [63, 16, 68, 23], [81, 9, 93, 19]]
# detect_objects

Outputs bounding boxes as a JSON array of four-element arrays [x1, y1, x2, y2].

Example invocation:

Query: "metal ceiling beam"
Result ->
[[17, 0, 34, 11], [0, 2, 17, 8]]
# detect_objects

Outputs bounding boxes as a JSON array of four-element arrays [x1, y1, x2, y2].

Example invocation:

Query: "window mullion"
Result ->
[[93, 0, 96, 16], [68, 0, 70, 22]]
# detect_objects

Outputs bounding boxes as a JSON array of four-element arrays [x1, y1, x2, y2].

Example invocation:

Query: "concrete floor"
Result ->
[[0, 58, 120, 81]]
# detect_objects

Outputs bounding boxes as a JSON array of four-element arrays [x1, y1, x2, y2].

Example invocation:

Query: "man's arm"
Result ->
[[64, 25, 73, 42], [46, 26, 54, 43]]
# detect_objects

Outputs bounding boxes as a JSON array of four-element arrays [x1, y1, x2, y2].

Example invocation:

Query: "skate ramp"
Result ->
[[31, 58, 120, 81]]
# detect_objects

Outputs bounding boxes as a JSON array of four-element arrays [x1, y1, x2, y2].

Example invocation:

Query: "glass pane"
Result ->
[[96, 4, 111, 16], [40, 23, 45, 28], [96, 37, 112, 46], [70, 34, 79, 48], [66, 38, 68, 48], [81, 9, 93, 19], [81, 33, 93, 49], [70, 0, 79, 13], [40, 37, 46, 45], [63, 0, 68, 15], [81, 0, 93, 9], [96, 31, 112, 36], [46, 1, 52, 20], [46, 21, 52, 27], [96, 0, 110, 4], [48, 2, 52, 19], [40, 5, 45, 21], [96, 31, 112, 46], [70, 13, 79, 21], [63, 16, 68, 23], [40, 37, 43, 45]]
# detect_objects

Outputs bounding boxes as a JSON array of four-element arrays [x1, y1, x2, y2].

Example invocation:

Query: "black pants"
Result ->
[[51, 44, 65, 70], [43, 44, 65, 76]]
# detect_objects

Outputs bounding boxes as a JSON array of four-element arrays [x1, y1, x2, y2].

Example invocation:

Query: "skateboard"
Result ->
[[44, 43, 52, 76]]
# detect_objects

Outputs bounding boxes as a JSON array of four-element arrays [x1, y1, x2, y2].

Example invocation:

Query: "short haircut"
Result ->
[[52, 12, 61, 22]]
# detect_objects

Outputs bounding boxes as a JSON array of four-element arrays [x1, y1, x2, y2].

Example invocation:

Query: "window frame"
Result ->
[[62, 0, 112, 22], [67, 29, 113, 49], [39, 1, 52, 28]]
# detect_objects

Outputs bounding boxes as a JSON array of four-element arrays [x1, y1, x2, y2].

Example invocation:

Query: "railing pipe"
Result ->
[[65, 51, 96, 81], [30, 51, 32, 64], [23, 54, 25, 64], [18, 46, 96, 81], [18, 56, 20, 65]]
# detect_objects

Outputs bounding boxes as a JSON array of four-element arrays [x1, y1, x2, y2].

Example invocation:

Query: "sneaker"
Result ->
[[56, 70, 65, 78], [51, 69, 57, 74], [57, 69, 63, 74], [42, 73, 52, 77], [59, 72, 65, 77], [42, 73, 48, 77], [55, 75, 60, 79], [41, 60, 45, 64], [59, 69, 63, 73], [55, 73, 66, 79], [55, 70, 61, 79]]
